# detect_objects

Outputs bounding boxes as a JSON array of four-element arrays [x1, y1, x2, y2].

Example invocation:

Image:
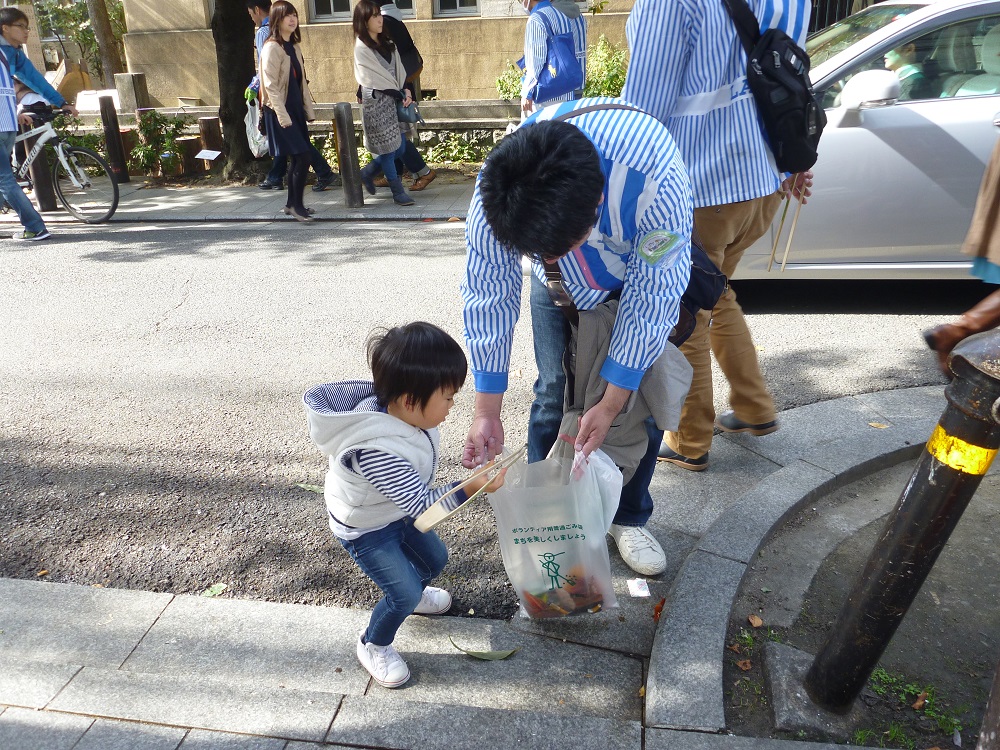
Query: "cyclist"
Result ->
[[0, 7, 77, 240]]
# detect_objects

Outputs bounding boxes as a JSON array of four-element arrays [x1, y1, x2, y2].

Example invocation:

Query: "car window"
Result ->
[[817, 14, 1000, 107], [807, 4, 924, 66]]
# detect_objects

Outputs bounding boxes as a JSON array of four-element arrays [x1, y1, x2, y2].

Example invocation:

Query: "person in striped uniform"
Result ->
[[304, 322, 505, 689], [0, 8, 76, 241], [461, 98, 693, 576], [520, 0, 587, 116], [622, 0, 814, 472]]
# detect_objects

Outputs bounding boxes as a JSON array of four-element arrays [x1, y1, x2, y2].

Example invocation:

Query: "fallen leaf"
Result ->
[[422, 218, 435, 222], [748, 614, 763, 628], [584, 673, 594, 678], [638, 686, 646, 698], [202, 583, 228, 597], [37, 570, 48, 577], [912, 690, 928, 710], [448, 635, 519, 661], [653, 597, 666, 622], [868, 422, 890, 429], [761, 586, 772, 594], [447, 216, 461, 222], [334, 667, 342, 673], [727, 643, 742, 654], [295, 483, 324, 494], [468, 608, 475, 615], [737, 659, 752, 671]]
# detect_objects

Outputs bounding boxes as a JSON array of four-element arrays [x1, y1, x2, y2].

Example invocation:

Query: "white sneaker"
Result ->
[[609, 524, 667, 576], [356, 634, 410, 688], [412, 586, 452, 615]]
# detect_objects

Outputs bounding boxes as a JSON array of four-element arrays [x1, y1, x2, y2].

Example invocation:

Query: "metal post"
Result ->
[[804, 330, 1000, 712], [332, 102, 363, 208], [98, 95, 129, 184], [978, 662, 1000, 750]]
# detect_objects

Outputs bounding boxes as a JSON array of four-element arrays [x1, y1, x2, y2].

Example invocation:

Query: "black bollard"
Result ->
[[332, 102, 363, 208], [804, 330, 1000, 712], [978, 660, 1000, 750], [99, 96, 129, 183]]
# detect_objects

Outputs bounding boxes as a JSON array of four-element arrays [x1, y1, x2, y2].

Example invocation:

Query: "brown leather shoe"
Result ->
[[923, 288, 1000, 377], [410, 169, 437, 191], [373, 175, 389, 188]]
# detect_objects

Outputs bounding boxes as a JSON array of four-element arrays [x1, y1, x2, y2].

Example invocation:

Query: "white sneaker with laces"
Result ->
[[356, 634, 410, 688], [608, 524, 667, 576], [412, 586, 452, 615]]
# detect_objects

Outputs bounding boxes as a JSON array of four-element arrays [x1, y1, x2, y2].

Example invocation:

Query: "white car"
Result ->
[[736, 0, 1000, 279]]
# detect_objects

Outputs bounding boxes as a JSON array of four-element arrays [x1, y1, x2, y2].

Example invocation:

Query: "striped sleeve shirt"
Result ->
[[621, 0, 811, 208], [353, 449, 468, 519], [0, 47, 16, 133], [521, 1, 587, 105], [462, 97, 693, 394]]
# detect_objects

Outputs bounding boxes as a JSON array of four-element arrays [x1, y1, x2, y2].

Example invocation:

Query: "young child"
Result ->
[[303, 321, 504, 688]]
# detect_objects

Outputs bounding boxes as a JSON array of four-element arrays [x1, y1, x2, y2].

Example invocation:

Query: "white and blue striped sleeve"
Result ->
[[356, 450, 468, 517], [621, 0, 696, 123], [461, 185, 524, 394], [521, 14, 548, 100]]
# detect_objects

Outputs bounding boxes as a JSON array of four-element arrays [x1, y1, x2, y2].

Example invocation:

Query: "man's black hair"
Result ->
[[367, 322, 467, 410], [246, 0, 271, 11], [0, 7, 29, 28], [479, 120, 604, 261]]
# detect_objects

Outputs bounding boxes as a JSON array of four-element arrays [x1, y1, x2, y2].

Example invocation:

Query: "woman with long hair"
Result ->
[[353, 0, 415, 206], [259, 0, 315, 221]]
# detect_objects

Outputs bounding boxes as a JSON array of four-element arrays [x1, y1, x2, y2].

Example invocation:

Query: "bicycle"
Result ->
[[2, 105, 119, 223]]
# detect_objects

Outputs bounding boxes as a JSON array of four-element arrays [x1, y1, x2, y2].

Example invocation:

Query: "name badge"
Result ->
[[637, 230, 684, 266]]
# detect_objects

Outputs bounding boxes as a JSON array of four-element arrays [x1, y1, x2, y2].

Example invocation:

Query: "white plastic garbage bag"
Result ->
[[245, 100, 269, 158], [487, 445, 623, 619]]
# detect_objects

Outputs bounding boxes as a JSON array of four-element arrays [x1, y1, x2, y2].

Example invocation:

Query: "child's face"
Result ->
[[394, 387, 457, 430]]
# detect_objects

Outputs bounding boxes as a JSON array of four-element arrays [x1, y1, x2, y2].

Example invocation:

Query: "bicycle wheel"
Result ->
[[52, 146, 119, 223]]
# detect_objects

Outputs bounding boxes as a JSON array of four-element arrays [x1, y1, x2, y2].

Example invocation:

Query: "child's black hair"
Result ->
[[367, 322, 467, 410]]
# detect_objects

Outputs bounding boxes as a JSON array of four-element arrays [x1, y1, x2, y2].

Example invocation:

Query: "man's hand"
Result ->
[[60, 104, 78, 117], [16, 112, 34, 128], [244, 87, 257, 102], [575, 384, 631, 457], [520, 97, 533, 113], [463, 392, 505, 468], [781, 170, 813, 204]]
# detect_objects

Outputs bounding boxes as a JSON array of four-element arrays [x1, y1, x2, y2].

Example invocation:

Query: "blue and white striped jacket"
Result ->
[[622, 0, 811, 207], [521, 0, 587, 105], [462, 98, 693, 395]]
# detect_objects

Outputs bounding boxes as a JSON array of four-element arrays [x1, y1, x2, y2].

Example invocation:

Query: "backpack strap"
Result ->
[[721, 0, 762, 59], [552, 101, 645, 121]]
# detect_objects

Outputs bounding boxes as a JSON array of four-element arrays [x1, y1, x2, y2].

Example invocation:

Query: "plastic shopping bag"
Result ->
[[487, 445, 623, 619], [245, 100, 269, 158]]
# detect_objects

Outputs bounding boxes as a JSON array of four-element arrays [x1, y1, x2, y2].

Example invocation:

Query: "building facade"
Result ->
[[120, 0, 632, 107]]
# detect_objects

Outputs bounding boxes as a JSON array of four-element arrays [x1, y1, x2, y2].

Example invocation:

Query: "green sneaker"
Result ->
[[13, 229, 51, 241]]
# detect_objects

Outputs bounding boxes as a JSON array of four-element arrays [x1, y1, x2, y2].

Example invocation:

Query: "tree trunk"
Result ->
[[211, 0, 257, 180], [84, 0, 124, 87]]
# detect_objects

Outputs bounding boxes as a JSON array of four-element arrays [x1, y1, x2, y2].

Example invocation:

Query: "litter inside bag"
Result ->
[[487, 447, 622, 619]]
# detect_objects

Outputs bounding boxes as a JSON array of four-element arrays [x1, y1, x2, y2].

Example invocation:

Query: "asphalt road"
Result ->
[[0, 221, 975, 617]]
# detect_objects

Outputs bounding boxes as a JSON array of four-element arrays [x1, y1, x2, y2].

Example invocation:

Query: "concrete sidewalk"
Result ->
[[4, 384, 983, 750]]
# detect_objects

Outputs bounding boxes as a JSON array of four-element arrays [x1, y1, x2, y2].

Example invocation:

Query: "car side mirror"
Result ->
[[836, 69, 901, 125]]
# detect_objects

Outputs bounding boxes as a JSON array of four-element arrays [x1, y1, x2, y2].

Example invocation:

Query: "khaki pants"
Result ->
[[665, 191, 783, 459]]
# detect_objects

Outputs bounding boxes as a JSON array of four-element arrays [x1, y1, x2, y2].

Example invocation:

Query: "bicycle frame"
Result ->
[[12, 122, 86, 190]]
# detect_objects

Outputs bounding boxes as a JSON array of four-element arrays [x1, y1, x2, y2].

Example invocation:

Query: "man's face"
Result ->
[[248, 7, 266, 26]]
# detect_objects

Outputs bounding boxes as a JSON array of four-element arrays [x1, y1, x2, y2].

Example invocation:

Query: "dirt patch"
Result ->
[[725, 466, 1000, 749]]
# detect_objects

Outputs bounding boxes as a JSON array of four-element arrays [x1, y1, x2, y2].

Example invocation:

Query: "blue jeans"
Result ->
[[266, 142, 334, 184], [373, 141, 407, 183], [528, 273, 659, 528], [339, 518, 447, 646], [0, 131, 45, 234]]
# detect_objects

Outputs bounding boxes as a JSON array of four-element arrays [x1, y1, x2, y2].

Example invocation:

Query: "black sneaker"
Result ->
[[715, 411, 778, 436], [13, 229, 51, 241], [312, 174, 342, 191], [258, 179, 283, 190], [657, 444, 708, 471]]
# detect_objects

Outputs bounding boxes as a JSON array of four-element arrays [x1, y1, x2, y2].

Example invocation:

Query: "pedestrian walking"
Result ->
[[353, 0, 415, 206], [462, 98, 694, 577], [258, 0, 315, 222], [303, 322, 505, 689], [924, 137, 1000, 376], [622, 0, 813, 472], [0, 7, 77, 241], [246, 0, 339, 193], [519, 0, 586, 116]]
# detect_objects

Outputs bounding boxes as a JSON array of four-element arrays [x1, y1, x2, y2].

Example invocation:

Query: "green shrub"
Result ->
[[424, 132, 492, 164], [496, 34, 629, 100], [496, 60, 522, 100], [129, 110, 189, 175]]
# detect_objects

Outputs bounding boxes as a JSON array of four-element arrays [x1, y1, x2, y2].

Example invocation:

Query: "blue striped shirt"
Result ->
[[0, 47, 16, 133], [621, 0, 811, 207], [522, 1, 587, 105], [462, 97, 693, 394]]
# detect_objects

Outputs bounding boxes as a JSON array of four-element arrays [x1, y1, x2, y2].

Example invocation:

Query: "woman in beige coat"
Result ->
[[924, 138, 1000, 375], [259, 0, 315, 221]]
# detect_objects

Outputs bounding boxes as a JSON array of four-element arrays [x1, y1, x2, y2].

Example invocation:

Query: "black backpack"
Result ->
[[722, 0, 826, 174]]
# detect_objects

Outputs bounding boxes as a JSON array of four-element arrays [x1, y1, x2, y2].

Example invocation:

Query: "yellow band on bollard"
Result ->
[[926, 425, 997, 475]]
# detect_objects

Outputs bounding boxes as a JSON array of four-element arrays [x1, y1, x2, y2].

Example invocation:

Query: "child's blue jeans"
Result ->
[[339, 518, 448, 646]]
